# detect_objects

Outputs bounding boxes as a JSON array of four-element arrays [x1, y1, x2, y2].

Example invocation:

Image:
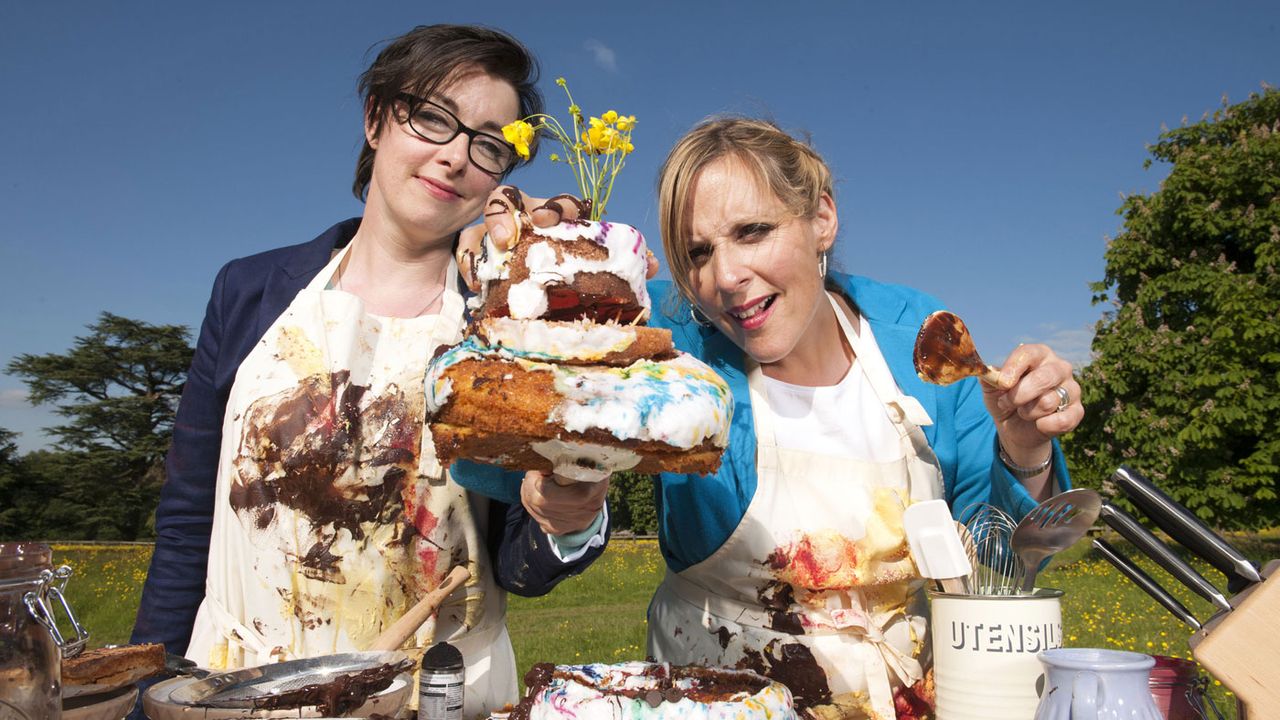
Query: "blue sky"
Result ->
[[1, 1, 1276, 452]]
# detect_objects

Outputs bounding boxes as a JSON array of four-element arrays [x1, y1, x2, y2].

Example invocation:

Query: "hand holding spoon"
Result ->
[[913, 311, 1003, 386]]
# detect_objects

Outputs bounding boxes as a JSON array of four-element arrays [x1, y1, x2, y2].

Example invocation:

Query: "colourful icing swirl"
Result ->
[[425, 337, 732, 450]]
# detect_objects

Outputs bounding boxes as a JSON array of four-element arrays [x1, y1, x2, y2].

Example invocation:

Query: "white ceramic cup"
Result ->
[[931, 589, 1064, 720]]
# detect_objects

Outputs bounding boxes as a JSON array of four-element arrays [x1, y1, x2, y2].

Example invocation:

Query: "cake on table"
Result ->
[[505, 661, 797, 720], [427, 217, 731, 482]]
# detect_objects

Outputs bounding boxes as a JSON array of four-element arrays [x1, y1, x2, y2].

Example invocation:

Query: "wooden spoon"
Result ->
[[368, 565, 471, 651], [913, 310, 1003, 386]]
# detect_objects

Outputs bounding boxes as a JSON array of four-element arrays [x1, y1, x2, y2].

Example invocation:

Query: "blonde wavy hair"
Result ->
[[657, 117, 835, 304]]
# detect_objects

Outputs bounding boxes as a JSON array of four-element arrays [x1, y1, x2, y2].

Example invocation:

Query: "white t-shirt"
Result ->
[[761, 315, 902, 462]]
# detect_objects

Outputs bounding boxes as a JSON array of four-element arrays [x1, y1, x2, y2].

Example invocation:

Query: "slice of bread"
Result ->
[[61, 643, 166, 688]]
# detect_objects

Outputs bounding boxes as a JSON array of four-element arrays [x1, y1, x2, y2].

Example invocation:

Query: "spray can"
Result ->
[[418, 641, 464, 720]]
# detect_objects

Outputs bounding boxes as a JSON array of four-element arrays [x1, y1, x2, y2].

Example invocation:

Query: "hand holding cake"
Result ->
[[427, 200, 733, 483]]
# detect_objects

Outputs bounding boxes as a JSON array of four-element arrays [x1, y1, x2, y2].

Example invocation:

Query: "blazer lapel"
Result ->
[[255, 219, 358, 343]]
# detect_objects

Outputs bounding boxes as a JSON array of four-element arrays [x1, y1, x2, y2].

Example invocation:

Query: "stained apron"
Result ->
[[650, 293, 944, 720], [188, 242, 516, 717]]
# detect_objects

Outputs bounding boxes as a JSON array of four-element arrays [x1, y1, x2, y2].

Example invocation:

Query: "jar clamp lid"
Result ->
[[0, 542, 90, 657]]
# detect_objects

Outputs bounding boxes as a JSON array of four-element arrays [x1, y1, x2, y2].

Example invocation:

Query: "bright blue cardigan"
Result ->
[[452, 272, 1069, 571]]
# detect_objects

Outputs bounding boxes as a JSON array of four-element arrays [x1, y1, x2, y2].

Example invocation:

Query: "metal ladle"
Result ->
[[913, 311, 1003, 386]]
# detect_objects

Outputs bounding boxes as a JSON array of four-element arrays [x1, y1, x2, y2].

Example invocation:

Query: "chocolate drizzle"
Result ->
[[737, 642, 831, 713], [250, 659, 413, 715], [509, 662, 774, 719], [756, 578, 803, 635], [230, 371, 422, 544], [913, 310, 991, 385]]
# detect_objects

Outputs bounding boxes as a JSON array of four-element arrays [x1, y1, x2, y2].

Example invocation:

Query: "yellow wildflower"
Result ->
[[583, 125, 611, 154], [501, 120, 535, 160], [602, 110, 619, 124], [555, 77, 567, 87], [616, 115, 636, 131], [589, 116, 606, 130], [549, 153, 560, 162]]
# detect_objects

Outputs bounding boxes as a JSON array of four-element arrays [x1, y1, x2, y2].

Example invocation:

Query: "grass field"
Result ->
[[51, 532, 1277, 718]]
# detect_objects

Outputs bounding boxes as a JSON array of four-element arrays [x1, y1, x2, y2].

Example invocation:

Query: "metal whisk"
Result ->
[[961, 503, 1025, 595]]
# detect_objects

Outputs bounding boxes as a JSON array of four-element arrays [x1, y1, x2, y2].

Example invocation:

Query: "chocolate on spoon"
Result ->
[[913, 311, 1003, 386]]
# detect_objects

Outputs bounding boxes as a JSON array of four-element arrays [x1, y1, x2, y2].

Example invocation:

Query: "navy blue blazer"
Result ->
[[130, 218, 607, 656]]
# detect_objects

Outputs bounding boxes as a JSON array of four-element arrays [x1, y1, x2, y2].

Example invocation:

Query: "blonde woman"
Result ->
[[460, 117, 1081, 719]]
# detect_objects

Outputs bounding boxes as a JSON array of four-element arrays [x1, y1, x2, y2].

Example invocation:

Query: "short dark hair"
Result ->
[[352, 24, 543, 201]]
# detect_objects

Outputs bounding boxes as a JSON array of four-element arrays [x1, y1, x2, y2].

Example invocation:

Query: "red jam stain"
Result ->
[[893, 674, 935, 719], [765, 532, 861, 591]]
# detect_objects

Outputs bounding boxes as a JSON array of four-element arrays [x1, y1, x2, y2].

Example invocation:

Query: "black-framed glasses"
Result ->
[[395, 93, 517, 176]]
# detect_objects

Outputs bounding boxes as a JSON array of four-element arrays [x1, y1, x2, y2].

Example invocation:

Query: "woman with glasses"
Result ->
[[130, 24, 604, 717], [461, 117, 1082, 719]]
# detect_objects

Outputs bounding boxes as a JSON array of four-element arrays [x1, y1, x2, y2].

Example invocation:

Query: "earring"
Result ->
[[689, 305, 711, 327], [818, 252, 829, 279]]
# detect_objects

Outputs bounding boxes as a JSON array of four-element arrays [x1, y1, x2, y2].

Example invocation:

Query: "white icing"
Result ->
[[519, 662, 796, 720], [479, 317, 638, 362], [530, 439, 640, 482], [469, 220, 652, 319], [507, 279, 549, 319], [550, 353, 732, 449]]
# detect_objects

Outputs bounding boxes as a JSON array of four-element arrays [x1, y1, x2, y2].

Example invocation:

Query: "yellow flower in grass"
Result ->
[[602, 110, 619, 124], [616, 115, 636, 131], [501, 119, 535, 160]]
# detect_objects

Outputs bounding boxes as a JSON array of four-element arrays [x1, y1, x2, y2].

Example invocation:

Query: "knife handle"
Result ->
[[1112, 466, 1261, 591], [1093, 538, 1202, 630], [1100, 503, 1233, 612]]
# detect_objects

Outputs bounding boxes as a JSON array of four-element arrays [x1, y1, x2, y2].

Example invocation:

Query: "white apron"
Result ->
[[649, 293, 945, 720], [188, 242, 517, 718]]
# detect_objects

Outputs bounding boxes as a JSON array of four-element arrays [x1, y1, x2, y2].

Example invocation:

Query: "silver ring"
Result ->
[[1054, 385, 1070, 413]]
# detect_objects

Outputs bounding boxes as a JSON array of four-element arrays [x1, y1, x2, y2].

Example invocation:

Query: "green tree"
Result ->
[[607, 471, 658, 535], [1068, 87, 1280, 527], [0, 428, 38, 538], [7, 313, 193, 539]]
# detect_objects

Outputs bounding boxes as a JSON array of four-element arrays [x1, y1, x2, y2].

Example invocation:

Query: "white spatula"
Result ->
[[904, 499, 973, 595]]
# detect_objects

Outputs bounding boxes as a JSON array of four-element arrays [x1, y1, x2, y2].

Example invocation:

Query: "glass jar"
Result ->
[[0, 542, 89, 720]]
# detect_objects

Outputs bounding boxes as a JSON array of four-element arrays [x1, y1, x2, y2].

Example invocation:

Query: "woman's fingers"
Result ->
[[530, 193, 588, 227], [984, 343, 1084, 447], [455, 224, 486, 292], [482, 186, 527, 247], [520, 470, 609, 536]]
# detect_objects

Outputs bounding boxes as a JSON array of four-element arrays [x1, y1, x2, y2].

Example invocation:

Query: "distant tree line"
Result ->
[[4, 88, 1277, 540]]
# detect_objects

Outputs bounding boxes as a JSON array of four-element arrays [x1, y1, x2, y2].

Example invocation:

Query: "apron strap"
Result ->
[[828, 293, 932, 430], [309, 240, 353, 292], [194, 594, 278, 667]]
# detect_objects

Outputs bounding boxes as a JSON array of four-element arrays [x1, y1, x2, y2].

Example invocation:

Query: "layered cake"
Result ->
[[427, 218, 731, 481], [507, 661, 797, 720]]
